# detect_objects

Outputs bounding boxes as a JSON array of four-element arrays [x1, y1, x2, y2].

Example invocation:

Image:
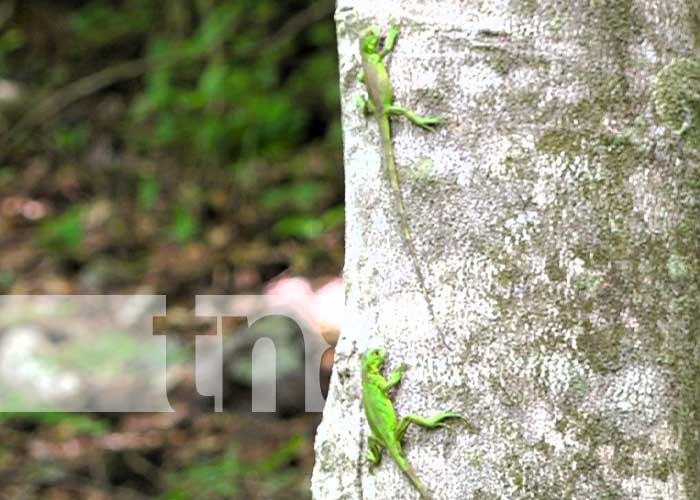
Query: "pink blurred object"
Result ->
[[1, 196, 49, 220], [22, 200, 49, 220], [264, 276, 344, 339], [311, 278, 344, 333], [264, 276, 314, 297]]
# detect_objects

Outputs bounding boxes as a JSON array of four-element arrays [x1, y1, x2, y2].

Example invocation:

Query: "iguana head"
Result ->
[[359, 27, 381, 55], [362, 347, 386, 371]]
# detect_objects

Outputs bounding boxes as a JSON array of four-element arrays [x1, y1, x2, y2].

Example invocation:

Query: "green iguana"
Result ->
[[362, 348, 464, 499], [357, 24, 448, 349]]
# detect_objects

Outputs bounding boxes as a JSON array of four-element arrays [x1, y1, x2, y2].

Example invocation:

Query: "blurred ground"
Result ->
[[0, 1, 342, 498]]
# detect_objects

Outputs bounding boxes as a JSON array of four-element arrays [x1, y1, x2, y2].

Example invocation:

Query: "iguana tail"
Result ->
[[396, 454, 431, 500], [378, 115, 451, 352]]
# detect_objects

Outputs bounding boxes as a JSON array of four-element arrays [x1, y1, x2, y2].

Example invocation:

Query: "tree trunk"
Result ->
[[312, 1, 700, 498]]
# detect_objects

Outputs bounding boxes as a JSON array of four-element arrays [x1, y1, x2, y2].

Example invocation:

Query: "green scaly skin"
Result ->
[[357, 25, 448, 349], [362, 348, 464, 499]]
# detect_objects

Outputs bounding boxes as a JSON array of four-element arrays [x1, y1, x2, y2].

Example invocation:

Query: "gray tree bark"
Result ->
[[312, 1, 700, 499]]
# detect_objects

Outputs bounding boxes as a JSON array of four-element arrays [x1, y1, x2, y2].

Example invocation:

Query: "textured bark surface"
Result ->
[[312, 1, 700, 498]]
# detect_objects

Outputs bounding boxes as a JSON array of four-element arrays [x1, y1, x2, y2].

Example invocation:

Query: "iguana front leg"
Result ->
[[378, 25, 399, 59], [383, 363, 406, 390]]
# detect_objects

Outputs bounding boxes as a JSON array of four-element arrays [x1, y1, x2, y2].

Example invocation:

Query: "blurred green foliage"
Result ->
[[0, 412, 109, 436], [53, 124, 90, 155], [169, 206, 199, 244], [2, 0, 342, 279], [0, 27, 24, 73], [137, 174, 160, 210], [38, 206, 85, 255], [0, 6, 337, 498], [65, 0, 339, 160], [161, 435, 308, 500]]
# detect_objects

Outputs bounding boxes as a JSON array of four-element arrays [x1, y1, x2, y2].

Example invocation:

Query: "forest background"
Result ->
[[0, 1, 341, 498]]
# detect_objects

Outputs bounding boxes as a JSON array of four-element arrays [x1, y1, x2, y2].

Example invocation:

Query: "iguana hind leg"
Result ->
[[396, 412, 464, 441], [367, 434, 385, 468], [385, 105, 443, 131], [356, 96, 375, 116]]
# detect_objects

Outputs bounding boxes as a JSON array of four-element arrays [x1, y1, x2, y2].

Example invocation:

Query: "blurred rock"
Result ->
[[0, 79, 22, 105], [0, 326, 84, 409]]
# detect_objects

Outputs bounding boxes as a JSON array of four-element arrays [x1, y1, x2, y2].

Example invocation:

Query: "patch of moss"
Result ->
[[555, 418, 568, 433], [652, 456, 672, 482], [689, 0, 700, 49], [537, 129, 585, 158], [577, 324, 623, 374], [652, 58, 700, 147], [516, 0, 538, 18], [545, 252, 565, 282], [667, 254, 690, 281], [594, 0, 641, 43], [573, 272, 603, 293], [474, 45, 550, 77]]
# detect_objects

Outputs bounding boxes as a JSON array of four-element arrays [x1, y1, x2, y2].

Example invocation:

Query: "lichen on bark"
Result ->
[[652, 58, 700, 147]]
